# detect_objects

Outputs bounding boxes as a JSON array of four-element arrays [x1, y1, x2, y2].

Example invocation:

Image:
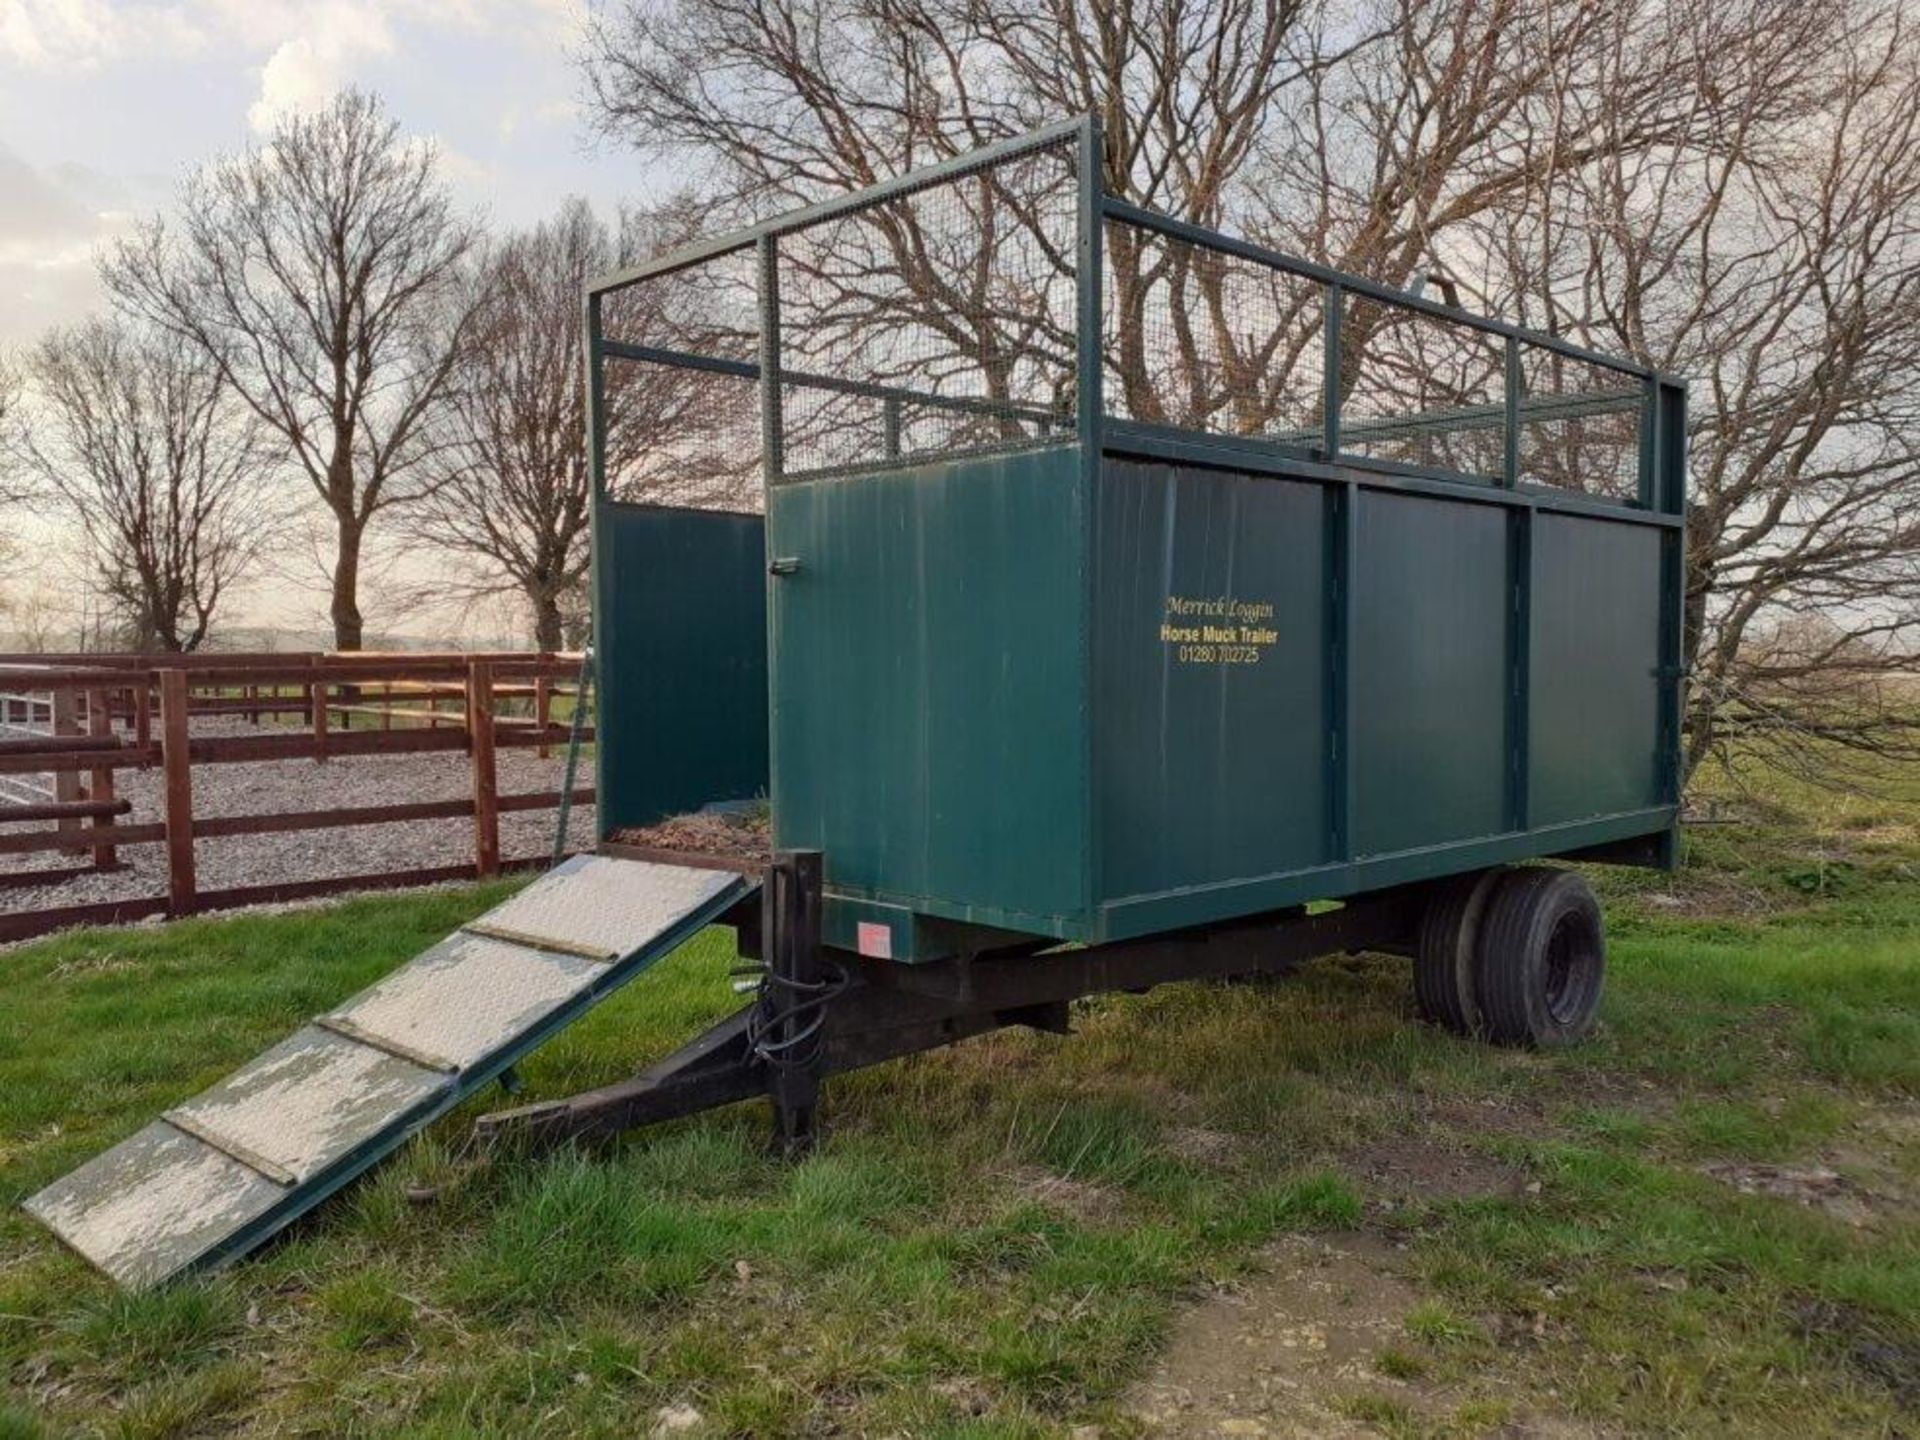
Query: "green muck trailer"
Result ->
[[552, 115, 1685, 1148], [25, 119, 1687, 1288]]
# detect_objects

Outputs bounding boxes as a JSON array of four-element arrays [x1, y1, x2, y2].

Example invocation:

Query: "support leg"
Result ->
[[758, 850, 825, 1156]]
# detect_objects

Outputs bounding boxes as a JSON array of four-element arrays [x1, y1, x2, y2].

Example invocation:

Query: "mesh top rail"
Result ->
[[590, 117, 1669, 513]]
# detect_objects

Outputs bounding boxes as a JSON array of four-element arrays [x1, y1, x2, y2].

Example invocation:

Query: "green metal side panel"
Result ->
[[1350, 491, 1509, 855], [767, 446, 1089, 935], [1529, 513, 1664, 825], [593, 502, 769, 833], [1093, 460, 1330, 901]]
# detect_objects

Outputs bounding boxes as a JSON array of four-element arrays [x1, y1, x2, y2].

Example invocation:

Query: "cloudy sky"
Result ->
[[0, 0, 634, 349], [0, 0, 667, 640]]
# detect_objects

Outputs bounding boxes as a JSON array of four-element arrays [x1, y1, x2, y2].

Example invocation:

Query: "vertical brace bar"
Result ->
[[584, 291, 610, 846], [584, 292, 607, 502], [764, 849, 824, 1155], [1655, 379, 1689, 830], [1637, 378, 1658, 511], [1076, 113, 1106, 925], [758, 234, 783, 487], [1327, 483, 1357, 862], [1507, 508, 1533, 833], [882, 396, 902, 459], [1503, 336, 1522, 489], [159, 668, 195, 914], [1075, 113, 1106, 449], [1322, 284, 1343, 458]]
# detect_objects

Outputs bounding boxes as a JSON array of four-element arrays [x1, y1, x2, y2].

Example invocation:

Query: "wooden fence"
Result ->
[[0, 652, 593, 944]]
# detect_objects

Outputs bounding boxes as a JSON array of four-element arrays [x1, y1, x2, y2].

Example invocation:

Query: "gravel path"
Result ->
[[1, 716, 596, 919]]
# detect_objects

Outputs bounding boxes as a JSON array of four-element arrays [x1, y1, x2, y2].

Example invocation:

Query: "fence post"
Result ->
[[51, 686, 83, 856], [87, 686, 117, 870], [311, 676, 329, 762], [133, 680, 152, 760], [535, 672, 551, 759], [160, 668, 196, 914], [468, 661, 499, 878]]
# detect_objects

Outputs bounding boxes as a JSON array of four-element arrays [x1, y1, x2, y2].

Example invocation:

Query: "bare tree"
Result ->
[[104, 89, 478, 650], [413, 200, 610, 650], [1456, 0, 1920, 775], [583, 0, 1920, 779], [11, 319, 272, 652], [0, 355, 26, 506]]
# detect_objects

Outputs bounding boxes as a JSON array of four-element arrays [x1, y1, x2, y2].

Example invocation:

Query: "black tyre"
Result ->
[[1413, 868, 1504, 1036], [1475, 867, 1606, 1047]]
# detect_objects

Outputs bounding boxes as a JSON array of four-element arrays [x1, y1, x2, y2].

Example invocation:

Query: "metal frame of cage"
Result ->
[[585, 113, 1682, 512]]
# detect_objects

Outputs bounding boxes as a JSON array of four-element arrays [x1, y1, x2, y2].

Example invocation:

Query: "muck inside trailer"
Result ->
[[25, 117, 1686, 1289]]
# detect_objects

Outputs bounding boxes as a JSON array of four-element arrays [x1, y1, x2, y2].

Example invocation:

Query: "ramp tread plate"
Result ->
[[477, 855, 737, 959], [324, 932, 605, 1075], [22, 1121, 284, 1291], [459, 921, 615, 961], [160, 1112, 298, 1186], [166, 1026, 449, 1186]]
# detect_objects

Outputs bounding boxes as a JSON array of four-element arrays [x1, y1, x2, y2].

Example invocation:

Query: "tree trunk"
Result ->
[[332, 513, 365, 651], [531, 590, 565, 653]]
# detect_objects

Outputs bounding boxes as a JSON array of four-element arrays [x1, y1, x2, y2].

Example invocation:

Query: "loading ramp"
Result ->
[[24, 854, 757, 1290]]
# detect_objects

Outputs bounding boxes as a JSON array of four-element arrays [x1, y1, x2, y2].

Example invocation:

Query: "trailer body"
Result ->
[[589, 116, 1686, 963]]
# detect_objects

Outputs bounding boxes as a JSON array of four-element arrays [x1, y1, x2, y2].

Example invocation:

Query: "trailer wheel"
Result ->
[[1475, 867, 1606, 1047], [1413, 868, 1504, 1036]]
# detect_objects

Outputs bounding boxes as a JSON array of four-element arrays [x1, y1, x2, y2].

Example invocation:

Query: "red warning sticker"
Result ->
[[856, 921, 893, 959]]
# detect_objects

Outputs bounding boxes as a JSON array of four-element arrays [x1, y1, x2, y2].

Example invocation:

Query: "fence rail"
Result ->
[[0, 651, 594, 944]]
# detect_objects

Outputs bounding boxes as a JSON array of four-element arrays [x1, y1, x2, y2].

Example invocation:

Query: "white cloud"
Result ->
[[0, 0, 598, 339], [246, 2, 395, 131], [0, 0, 205, 70], [0, 146, 160, 344], [2, 1, 585, 125]]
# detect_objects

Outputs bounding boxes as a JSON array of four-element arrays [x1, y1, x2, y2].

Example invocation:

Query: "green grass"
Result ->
[[1, 750, 1915, 1435]]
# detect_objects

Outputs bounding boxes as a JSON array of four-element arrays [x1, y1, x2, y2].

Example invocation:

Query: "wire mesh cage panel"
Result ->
[[1516, 345, 1643, 502], [586, 120, 1664, 511], [773, 138, 1080, 478], [1102, 219, 1324, 442], [1337, 296, 1508, 483], [601, 245, 763, 513]]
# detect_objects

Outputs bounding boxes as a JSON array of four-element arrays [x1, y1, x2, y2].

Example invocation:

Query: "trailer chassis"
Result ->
[[475, 849, 1431, 1153]]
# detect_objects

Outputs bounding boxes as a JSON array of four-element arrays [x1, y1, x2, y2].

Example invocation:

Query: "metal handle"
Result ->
[[769, 557, 802, 576]]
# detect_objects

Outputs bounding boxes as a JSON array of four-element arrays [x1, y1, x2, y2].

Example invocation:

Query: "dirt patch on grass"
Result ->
[[1630, 873, 1782, 918], [1165, 1127, 1242, 1168], [1127, 1233, 1594, 1438], [1702, 1133, 1919, 1231], [1788, 1297, 1920, 1414], [1008, 1164, 1123, 1223], [1347, 1135, 1528, 1205], [1699, 1161, 1888, 1229]]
